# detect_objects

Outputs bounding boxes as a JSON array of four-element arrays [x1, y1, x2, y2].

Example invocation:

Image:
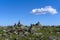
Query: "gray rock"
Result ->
[[48, 36, 58, 40]]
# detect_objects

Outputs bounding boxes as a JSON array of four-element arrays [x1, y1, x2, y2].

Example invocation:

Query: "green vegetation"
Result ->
[[0, 21, 60, 40]]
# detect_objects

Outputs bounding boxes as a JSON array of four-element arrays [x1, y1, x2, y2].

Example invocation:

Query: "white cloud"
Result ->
[[31, 6, 58, 15]]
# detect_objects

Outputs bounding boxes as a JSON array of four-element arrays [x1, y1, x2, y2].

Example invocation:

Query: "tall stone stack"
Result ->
[[17, 21, 22, 30], [17, 21, 21, 27]]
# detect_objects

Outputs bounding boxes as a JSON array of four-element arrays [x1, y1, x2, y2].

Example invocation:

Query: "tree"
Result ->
[[35, 22, 42, 27], [14, 23, 16, 27]]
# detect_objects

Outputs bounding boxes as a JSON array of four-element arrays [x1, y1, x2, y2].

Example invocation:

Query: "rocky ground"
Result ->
[[0, 21, 60, 40]]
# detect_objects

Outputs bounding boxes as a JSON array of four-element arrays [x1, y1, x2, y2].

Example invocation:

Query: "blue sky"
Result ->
[[0, 0, 60, 26]]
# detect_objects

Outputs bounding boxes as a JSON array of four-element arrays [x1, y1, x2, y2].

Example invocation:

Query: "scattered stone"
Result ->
[[48, 36, 58, 40]]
